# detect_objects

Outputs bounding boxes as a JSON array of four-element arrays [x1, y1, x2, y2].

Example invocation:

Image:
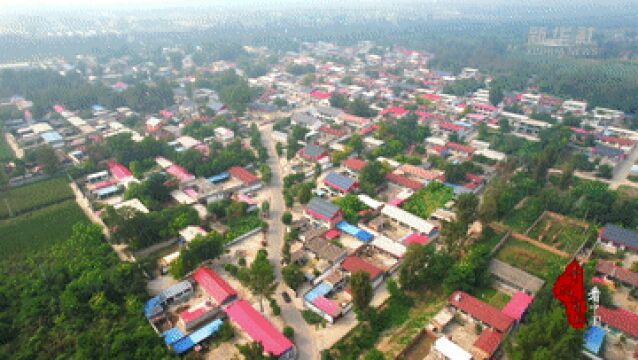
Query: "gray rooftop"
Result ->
[[307, 197, 341, 219], [602, 224, 638, 250], [305, 237, 347, 263], [489, 259, 545, 294]]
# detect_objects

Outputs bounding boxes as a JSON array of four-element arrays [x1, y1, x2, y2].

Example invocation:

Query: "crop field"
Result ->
[[0, 177, 74, 219], [528, 215, 589, 254], [502, 197, 545, 233], [403, 183, 454, 219], [495, 237, 565, 280], [0, 200, 89, 261]]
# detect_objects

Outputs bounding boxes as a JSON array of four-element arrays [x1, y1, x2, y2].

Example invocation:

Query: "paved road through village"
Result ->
[[260, 123, 320, 360]]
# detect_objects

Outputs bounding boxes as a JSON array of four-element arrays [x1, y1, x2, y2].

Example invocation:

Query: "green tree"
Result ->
[[359, 160, 388, 195], [248, 249, 277, 312], [597, 164, 613, 179], [33, 145, 60, 175], [297, 184, 313, 204], [329, 93, 349, 109], [455, 193, 479, 228], [171, 233, 225, 277], [399, 244, 451, 290], [237, 342, 271, 360], [498, 118, 511, 134], [351, 271, 373, 313], [281, 211, 293, 225], [282, 264, 305, 291]]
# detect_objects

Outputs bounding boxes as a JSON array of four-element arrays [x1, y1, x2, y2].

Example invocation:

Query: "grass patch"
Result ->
[[0, 131, 14, 161], [618, 185, 638, 199], [527, 216, 589, 254], [474, 287, 511, 309], [224, 215, 266, 243], [0, 177, 74, 219], [502, 197, 544, 232], [0, 200, 89, 262], [495, 237, 565, 280], [403, 182, 454, 219], [480, 226, 508, 251]]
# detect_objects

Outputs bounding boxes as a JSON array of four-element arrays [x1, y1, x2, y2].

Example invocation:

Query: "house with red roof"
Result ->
[[167, 164, 195, 183], [472, 328, 503, 360], [337, 113, 371, 128], [107, 160, 136, 186], [192, 267, 237, 305], [305, 197, 343, 227], [421, 93, 442, 103], [342, 158, 367, 174], [402, 233, 430, 246], [501, 292, 534, 323], [446, 142, 476, 160], [310, 89, 332, 100], [178, 301, 221, 331], [224, 300, 296, 358], [385, 172, 424, 191], [342, 255, 384, 288], [380, 106, 409, 118], [473, 103, 497, 117], [229, 166, 261, 189], [448, 291, 514, 333], [598, 305, 638, 338]]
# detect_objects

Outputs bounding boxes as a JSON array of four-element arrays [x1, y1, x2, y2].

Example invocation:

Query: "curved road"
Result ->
[[260, 123, 320, 360]]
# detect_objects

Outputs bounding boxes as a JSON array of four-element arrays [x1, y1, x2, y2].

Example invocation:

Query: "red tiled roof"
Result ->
[[474, 103, 497, 112], [343, 158, 367, 172], [319, 125, 346, 137], [598, 305, 638, 337], [342, 256, 383, 280], [107, 160, 134, 182], [403, 233, 430, 246], [359, 124, 378, 135], [421, 93, 441, 101], [601, 136, 635, 147], [501, 292, 534, 321], [380, 107, 409, 117], [167, 164, 195, 182], [224, 300, 294, 356], [596, 261, 638, 288], [385, 172, 424, 191], [310, 90, 332, 100], [339, 113, 370, 126], [193, 267, 237, 305], [439, 122, 464, 132], [473, 329, 503, 356], [179, 304, 213, 323], [398, 164, 443, 181], [449, 291, 514, 333], [229, 166, 260, 185], [447, 142, 476, 154], [466, 173, 485, 183]]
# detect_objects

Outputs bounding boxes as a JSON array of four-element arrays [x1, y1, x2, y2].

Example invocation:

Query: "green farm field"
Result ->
[[0, 200, 89, 261], [495, 237, 566, 280], [0, 177, 74, 219]]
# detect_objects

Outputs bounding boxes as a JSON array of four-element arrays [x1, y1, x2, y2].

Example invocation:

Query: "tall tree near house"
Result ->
[[455, 193, 479, 228], [282, 264, 305, 295], [248, 249, 277, 312], [350, 271, 373, 313], [32, 145, 60, 175]]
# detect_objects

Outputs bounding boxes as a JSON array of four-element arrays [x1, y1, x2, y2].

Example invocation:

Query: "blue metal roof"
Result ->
[[324, 172, 357, 191], [172, 319, 224, 354], [208, 171, 230, 183], [163, 328, 185, 346], [144, 296, 162, 318], [189, 318, 224, 344], [304, 282, 333, 303], [40, 131, 64, 143], [172, 337, 195, 354], [336, 221, 373, 242], [584, 326, 605, 354], [95, 185, 120, 197]]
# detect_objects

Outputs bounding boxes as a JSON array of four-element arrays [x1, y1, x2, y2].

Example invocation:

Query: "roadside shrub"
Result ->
[[302, 310, 323, 324], [283, 326, 294, 340]]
